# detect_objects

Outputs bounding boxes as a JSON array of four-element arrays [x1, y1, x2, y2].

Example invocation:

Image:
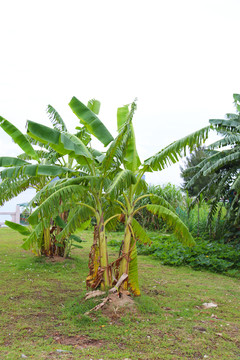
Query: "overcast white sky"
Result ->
[[1, 0, 240, 215]]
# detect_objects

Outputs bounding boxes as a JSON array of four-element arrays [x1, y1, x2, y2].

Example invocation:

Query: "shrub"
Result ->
[[137, 234, 240, 276]]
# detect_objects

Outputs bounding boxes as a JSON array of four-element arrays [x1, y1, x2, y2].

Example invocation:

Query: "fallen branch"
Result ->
[[85, 296, 110, 315], [85, 290, 106, 300], [109, 273, 128, 294]]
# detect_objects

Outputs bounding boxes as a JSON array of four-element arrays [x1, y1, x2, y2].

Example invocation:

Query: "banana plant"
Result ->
[[25, 97, 137, 289], [0, 110, 77, 256], [186, 93, 240, 229], [1, 97, 210, 294], [103, 101, 210, 295]]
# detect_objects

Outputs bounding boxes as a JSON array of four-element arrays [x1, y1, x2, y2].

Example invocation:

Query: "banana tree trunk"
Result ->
[[87, 213, 111, 290], [43, 227, 51, 255], [99, 214, 111, 289], [119, 216, 133, 290]]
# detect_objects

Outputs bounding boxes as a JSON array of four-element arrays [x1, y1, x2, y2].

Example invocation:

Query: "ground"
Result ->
[[0, 228, 239, 360]]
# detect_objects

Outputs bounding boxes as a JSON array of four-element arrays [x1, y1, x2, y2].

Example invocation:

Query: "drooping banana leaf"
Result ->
[[0, 117, 39, 161], [57, 206, 94, 239], [54, 215, 67, 228], [0, 178, 32, 206], [21, 222, 44, 251], [149, 194, 176, 213], [203, 151, 240, 176], [210, 119, 240, 130], [5, 220, 31, 236], [144, 126, 210, 172], [28, 184, 86, 225], [69, 97, 114, 146], [131, 218, 151, 245], [147, 204, 195, 247]]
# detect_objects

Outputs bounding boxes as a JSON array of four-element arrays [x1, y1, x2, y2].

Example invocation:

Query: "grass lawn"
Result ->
[[0, 228, 239, 360]]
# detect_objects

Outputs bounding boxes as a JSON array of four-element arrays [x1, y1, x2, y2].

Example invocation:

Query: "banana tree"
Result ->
[[25, 98, 209, 293], [24, 97, 139, 289], [0, 111, 78, 255], [24, 97, 121, 287], [186, 93, 240, 233], [103, 102, 210, 295], [1, 97, 210, 294]]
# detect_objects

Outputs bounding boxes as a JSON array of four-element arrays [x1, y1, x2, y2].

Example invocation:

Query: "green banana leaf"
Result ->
[[117, 105, 141, 172], [1, 164, 74, 179], [147, 204, 195, 247], [0, 157, 29, 167], [5, 220, 31, 236], [87, 99, 101, 115], [47, 105, 67, 132], [144, 126, 210, 172], [69, 97, 114, 146], [0, 117, 39, 161], [27, 121, 93, 162]]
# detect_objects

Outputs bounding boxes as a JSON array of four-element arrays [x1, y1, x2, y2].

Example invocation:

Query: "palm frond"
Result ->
[[186, 150, 229, 189], [207, 199, 219, 226]]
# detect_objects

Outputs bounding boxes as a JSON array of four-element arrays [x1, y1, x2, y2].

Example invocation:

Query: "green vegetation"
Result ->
[[1, 91, 240, 359], [185, 93, 240, 242], [0, 97, 209, 295], [137, 234, 240, 276], [1, 228, 240, 360]]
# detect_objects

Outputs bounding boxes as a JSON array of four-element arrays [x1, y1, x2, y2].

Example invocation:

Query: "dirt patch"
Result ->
[[51, 333, 103, 348], [45, 256, 69, 263], [100, 293, 137, 320]]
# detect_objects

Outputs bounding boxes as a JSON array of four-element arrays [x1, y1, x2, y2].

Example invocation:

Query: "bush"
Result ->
[[137, 234, 240, 276]]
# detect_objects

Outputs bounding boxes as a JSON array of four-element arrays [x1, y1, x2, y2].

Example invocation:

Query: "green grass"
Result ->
[[0, 228, 240, 359]]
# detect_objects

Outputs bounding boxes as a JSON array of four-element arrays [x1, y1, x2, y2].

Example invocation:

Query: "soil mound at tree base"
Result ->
[[101, 292, 137, 319]]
